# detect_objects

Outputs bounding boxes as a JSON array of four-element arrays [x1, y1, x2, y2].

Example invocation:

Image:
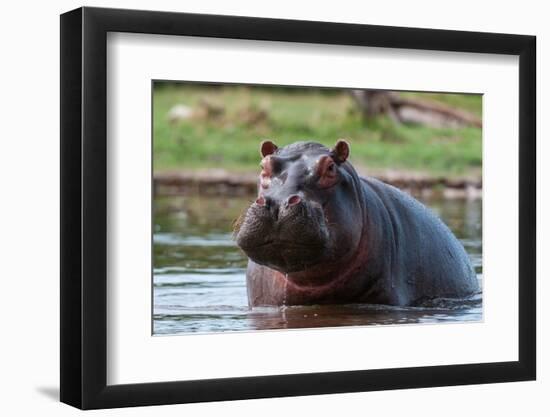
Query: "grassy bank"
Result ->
[[153, 84, 482, 178]]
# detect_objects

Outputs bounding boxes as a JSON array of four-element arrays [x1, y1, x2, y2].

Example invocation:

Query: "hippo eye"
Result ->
[[316, 156, 338, 188], [325, 163, 337, 177]]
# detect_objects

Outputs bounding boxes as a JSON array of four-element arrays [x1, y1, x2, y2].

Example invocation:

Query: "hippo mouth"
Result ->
[[235, 209, 331, 273], [254, 239, 324, 249], [239, 237, 329, 273]]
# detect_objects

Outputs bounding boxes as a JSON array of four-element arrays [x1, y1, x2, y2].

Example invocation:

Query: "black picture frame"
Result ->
[[60, 6, 536, 410]]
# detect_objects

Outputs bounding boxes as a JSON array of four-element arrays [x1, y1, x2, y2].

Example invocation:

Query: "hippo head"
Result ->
[[235, 139, 365, 277]]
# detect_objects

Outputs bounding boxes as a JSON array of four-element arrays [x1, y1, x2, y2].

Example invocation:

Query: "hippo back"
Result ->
[[360, 176, 479, 305]]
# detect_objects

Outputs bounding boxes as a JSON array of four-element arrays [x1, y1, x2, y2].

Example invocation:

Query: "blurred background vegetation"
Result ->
[[153, 83, 482, 178]]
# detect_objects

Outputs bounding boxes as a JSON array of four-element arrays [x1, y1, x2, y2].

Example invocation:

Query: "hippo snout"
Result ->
[[254, 194, 303, 221], [235, 196, 330, 273]]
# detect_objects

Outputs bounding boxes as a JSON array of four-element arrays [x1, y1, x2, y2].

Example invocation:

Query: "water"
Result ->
[[153, 194, 482, 335]]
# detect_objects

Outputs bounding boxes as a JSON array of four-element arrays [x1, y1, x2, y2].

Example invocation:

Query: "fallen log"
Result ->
[[350, 90, 482, 128]]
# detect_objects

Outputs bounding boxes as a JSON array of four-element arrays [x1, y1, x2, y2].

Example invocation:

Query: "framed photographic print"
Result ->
[[60, 6, 536, 409]]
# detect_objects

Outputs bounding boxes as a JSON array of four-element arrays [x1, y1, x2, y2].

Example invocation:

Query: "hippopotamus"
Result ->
[[234, 139, 479, 307]]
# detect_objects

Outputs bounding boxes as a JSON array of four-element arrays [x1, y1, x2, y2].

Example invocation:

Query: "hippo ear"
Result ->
[[331, 139, 350, 163], [260, 140, 278, 157]]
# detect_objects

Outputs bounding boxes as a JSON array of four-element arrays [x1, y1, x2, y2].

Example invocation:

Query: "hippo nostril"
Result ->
[[255, 196, 266, 206], [286, 194, 301, 207]]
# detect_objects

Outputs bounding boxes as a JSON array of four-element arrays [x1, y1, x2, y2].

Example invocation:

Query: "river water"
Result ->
[[153, 194, 482, 335]]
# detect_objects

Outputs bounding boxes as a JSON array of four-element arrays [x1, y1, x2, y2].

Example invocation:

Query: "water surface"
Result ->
[[153, 194, 482, 335]]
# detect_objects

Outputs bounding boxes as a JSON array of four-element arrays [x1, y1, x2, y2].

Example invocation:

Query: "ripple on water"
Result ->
[[154, 232, 236, 247]]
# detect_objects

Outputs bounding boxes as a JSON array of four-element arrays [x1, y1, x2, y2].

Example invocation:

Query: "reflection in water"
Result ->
[[153, 194, 482, 335]]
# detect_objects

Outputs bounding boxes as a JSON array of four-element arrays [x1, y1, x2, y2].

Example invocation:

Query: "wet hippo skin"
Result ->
[[234, 140, 479, 307]]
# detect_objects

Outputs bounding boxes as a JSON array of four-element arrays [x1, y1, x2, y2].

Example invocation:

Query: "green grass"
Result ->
[[153, 84, 482, 177]]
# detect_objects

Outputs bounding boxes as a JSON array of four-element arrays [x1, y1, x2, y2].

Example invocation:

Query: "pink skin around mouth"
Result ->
[[270, 230, 369, 301]]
